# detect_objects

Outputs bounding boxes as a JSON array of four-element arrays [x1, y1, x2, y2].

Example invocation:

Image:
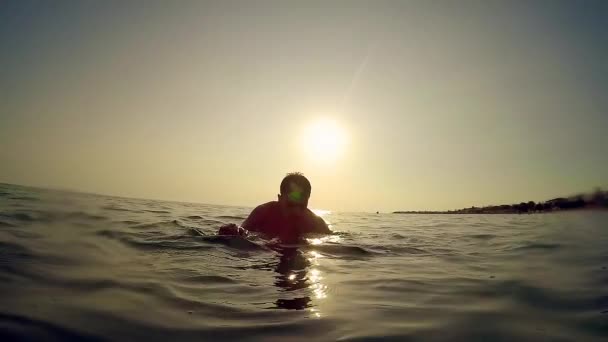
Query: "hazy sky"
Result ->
[[1, 0, 607, 212]]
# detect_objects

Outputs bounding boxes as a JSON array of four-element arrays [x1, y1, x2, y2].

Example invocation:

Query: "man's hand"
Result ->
[[218, 223, 248, 237]]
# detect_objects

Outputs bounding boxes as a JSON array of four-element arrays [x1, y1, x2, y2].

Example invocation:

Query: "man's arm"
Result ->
[[217, 204, 268, 236], [241, 204, 267, 232], [218, 223, 248, 236]]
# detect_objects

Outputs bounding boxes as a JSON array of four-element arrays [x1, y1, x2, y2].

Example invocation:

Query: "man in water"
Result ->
[[218, 172, 331, 242]]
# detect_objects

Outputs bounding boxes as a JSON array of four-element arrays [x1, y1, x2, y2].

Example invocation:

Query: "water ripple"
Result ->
[[2, 184, 608, 341]]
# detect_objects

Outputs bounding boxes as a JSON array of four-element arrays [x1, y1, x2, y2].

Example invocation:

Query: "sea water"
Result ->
[[1, 183, 607, 341]]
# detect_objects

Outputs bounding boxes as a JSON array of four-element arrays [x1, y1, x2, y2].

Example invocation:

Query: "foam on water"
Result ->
[[1, 183, 607, 341]]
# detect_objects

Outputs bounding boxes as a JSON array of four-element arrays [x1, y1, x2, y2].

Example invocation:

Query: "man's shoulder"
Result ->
[[256, 201, 278, 210], [305, 208, 322, 219], [252, 201, 279, 214], [305, 209, 331, 232], [242, 202, 278, 230]]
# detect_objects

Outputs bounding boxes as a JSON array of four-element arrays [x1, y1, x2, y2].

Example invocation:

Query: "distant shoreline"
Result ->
[[394, 189, 608, 214], [393, 208, 607, 215]]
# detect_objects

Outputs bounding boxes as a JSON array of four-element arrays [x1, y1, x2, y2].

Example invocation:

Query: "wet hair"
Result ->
[[280, 172, 311, 199]]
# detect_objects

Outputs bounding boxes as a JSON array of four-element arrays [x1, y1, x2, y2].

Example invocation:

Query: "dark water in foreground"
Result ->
[[1, 183, 607, 341]]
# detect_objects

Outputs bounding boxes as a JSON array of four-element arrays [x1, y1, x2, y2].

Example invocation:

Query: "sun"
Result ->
[[301, 119, 348, 162]]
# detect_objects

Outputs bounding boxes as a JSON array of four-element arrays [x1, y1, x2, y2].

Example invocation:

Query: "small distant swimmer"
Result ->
[[218, 172, 331, 243]]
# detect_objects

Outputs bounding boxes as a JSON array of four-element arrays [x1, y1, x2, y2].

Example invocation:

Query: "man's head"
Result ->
[[278, 172, 311, 210]]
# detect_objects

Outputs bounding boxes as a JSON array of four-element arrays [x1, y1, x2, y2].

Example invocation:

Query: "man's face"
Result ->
[[279, 183, 309, 216]]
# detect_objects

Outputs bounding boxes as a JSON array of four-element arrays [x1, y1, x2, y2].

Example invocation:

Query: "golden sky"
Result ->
[[1, 1, 607, 211]]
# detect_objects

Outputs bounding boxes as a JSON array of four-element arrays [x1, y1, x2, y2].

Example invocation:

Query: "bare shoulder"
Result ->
[[255, 201, 278, 213], [242, 201, 276, 230], [249, 201, 279, 219], [307, 209, 331, 234]]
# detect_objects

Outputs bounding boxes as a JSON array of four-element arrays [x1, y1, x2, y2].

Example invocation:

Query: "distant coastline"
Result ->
[[394, 189, 608, 214]]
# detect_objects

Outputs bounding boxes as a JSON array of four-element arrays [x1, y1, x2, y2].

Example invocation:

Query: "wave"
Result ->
[[118, 220, 140, 225], [142, 209, 171, 214], [468, 234, 497, 240], [2, 183, 608, 341], [376, 245, 429, 255], [215, 215, 246, 220], [473, 279, 608, 313], [129, 219, 197, 230], [7, 196, 40, 201], [102, 205, 133, 212], [0, 212, 37, 222], [0, 220, 16, 227], [196, 235, 271, 252], [96, 229, 215, 251], [308, 244, 374, 258], [0, 211, 107, 225], [178, 275, 238, 284], [0, 241, 35, 261], [0, 312, 104, 342], [511, 242, 563, 251]]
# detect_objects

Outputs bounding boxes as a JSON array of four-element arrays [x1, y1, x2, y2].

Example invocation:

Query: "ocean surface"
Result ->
[[1, 183, 607, 341]]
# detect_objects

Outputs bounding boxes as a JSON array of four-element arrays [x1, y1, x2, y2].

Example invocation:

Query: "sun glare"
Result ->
[[302, 119, 347, 162]]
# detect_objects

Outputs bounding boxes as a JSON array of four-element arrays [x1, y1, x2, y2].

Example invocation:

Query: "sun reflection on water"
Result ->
[[311, 209, 331, 217], [273, 245, 332, 315], [308, 250, 323, 259], [306, 234, 341, 245], [308, 268, 327, 300]]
